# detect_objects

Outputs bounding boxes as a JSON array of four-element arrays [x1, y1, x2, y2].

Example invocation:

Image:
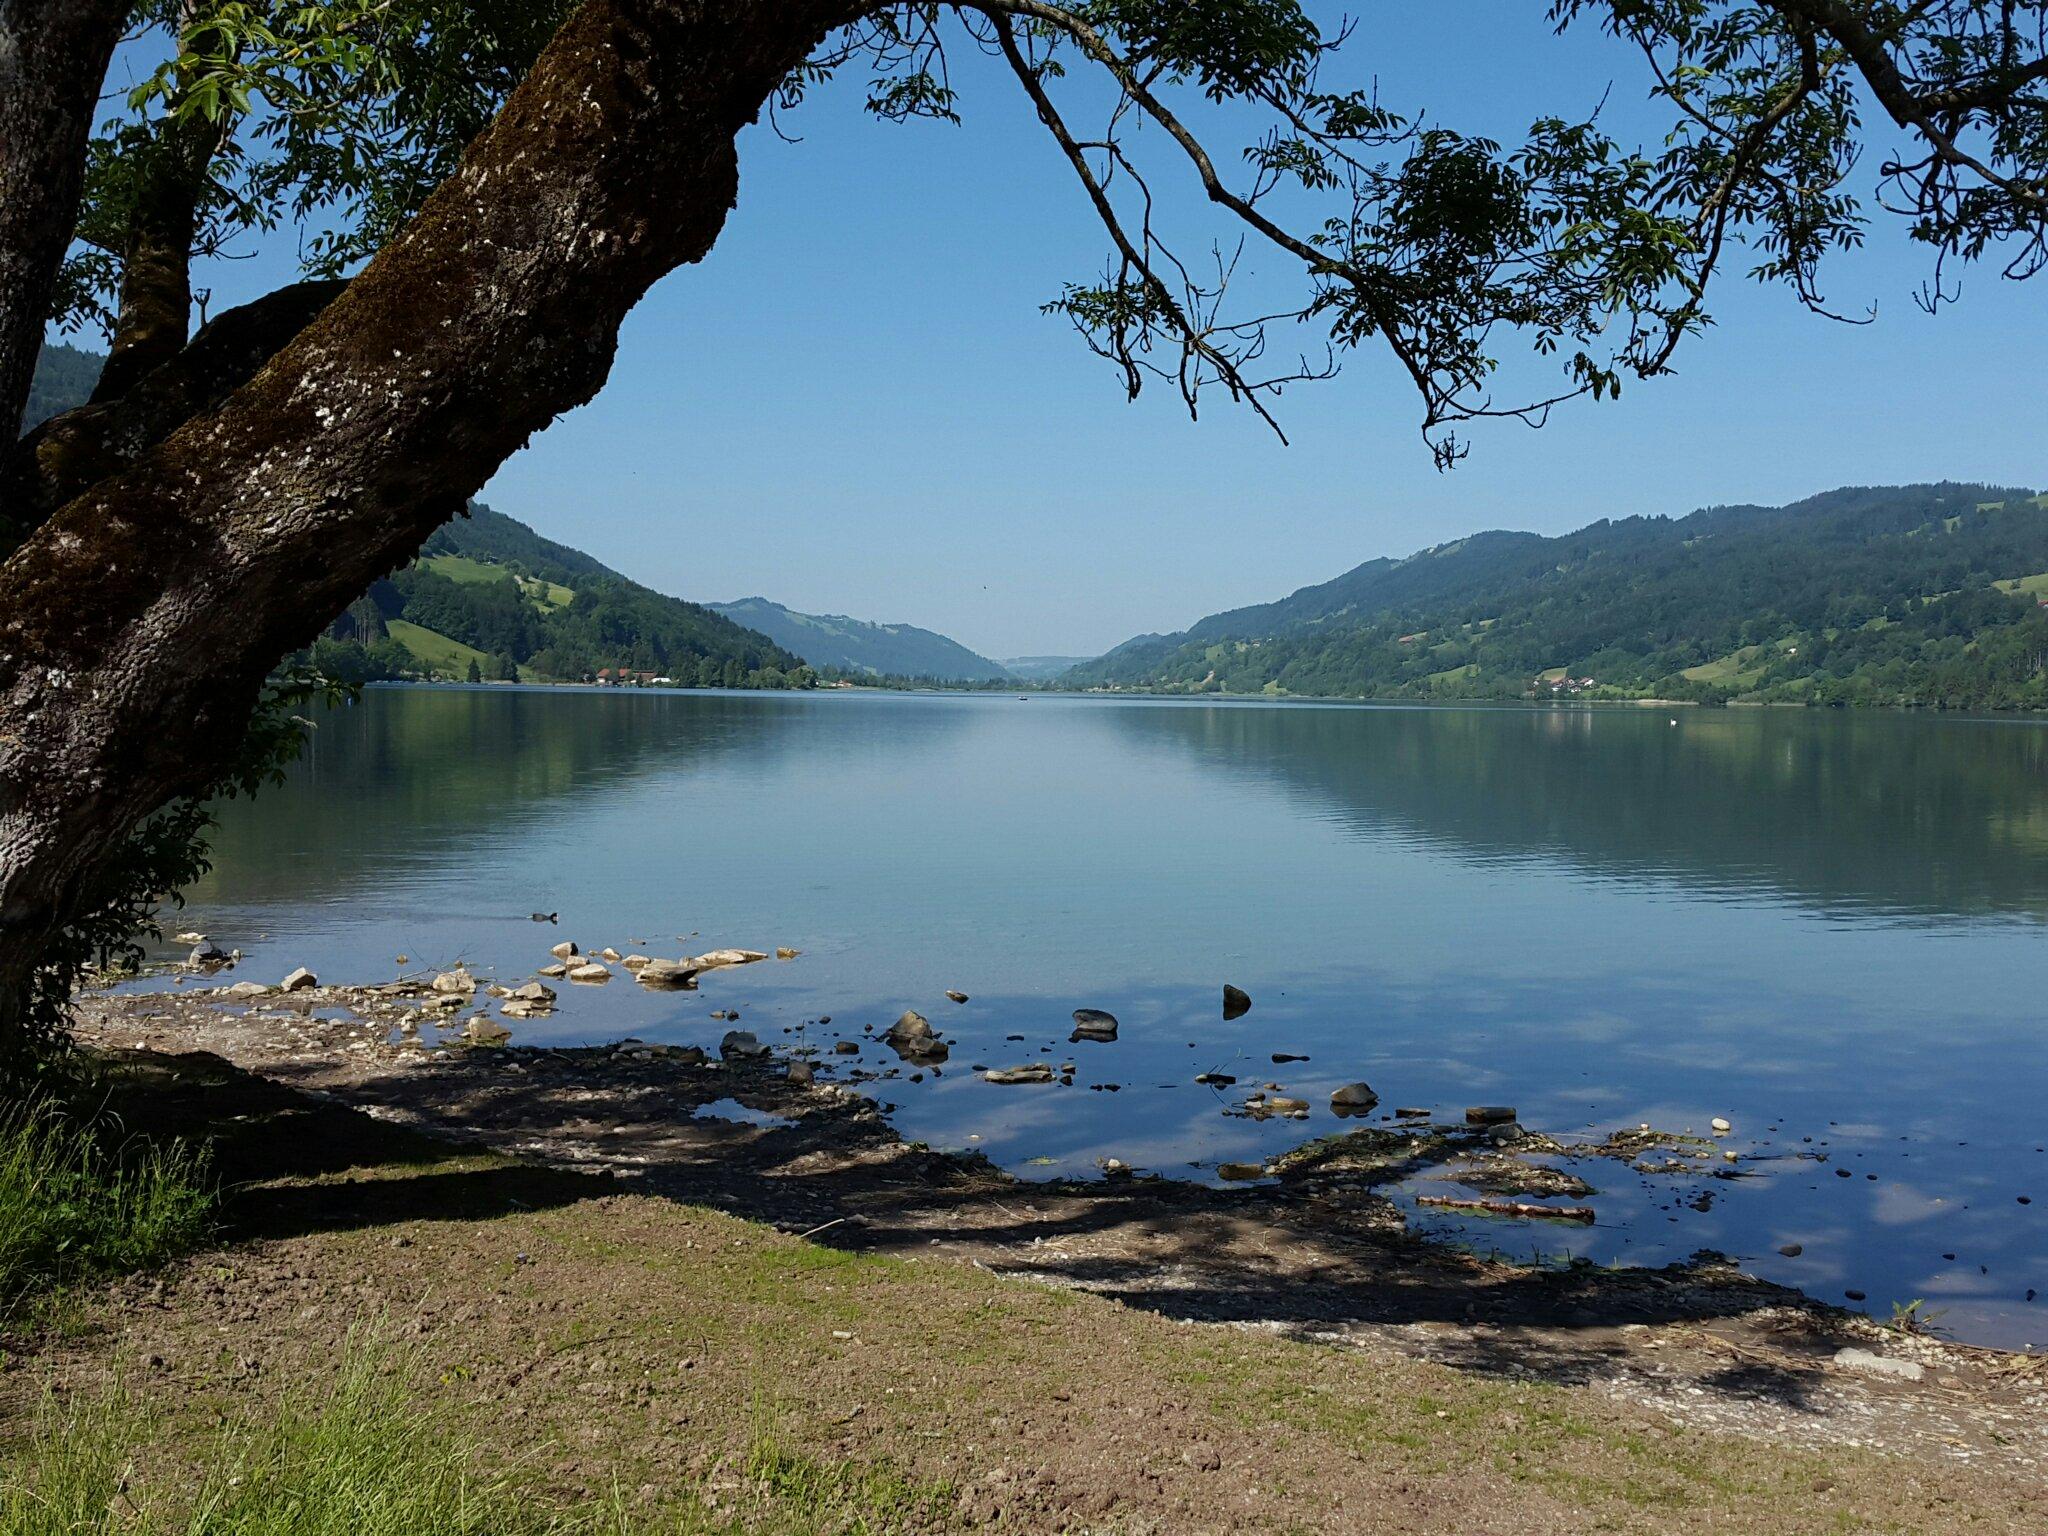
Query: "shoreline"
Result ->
[[70, 976, 2048, 1473]]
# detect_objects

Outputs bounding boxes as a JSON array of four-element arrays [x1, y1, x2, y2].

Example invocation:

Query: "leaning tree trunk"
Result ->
[[0, 0, 871, 1050], [0, 0, 131, 439]]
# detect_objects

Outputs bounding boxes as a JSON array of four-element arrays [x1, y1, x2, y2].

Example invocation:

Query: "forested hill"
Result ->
[[710, 596, 1010, 682], [21, 342, 103, 431], [1070, 484, 2048, 710], [316, 503, 808, 686]]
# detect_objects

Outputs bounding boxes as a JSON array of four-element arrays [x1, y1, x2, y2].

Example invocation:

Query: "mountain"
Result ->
[[1001, 655, 1096, 681], [709, 596, 1011, 682], [20, 342, 103, 432], [1070, 483, 2048, 710], [317, 503, 808, 687]]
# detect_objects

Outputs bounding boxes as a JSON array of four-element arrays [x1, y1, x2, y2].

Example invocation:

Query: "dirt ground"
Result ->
[[10, 981, 2045, 1532]]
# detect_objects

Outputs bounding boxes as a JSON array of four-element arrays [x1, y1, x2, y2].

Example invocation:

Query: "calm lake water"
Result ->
[[145, 686, 2048, 1347]]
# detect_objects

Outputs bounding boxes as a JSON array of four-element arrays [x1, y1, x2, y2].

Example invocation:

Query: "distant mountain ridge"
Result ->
[[1001, 655, 1095, 681], [1072, 483, 2048, 710], [710, 596, 1011, 682]]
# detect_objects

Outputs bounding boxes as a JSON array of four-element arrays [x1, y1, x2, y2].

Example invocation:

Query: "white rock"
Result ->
[[567, 962, 611, 982], [1833, 1347, 1924, 1382], [1711, 1116, 1732, 1134]]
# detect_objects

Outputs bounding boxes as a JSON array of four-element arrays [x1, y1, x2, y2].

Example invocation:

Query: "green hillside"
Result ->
[[710, 596, 1010, 682], [19, 342, 103, 432], [1072, 484, 2048, 711], [310, 503, 809, 687]]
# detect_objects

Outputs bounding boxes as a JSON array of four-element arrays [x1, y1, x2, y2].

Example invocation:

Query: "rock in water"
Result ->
[[174, 931, 207, 946], [279, 967, 318, 992], [510, 981, 556, 1003], [188, 943, 230, 968], [567, 962, 611, 983], [464, 1016, 511, 1046], [537, 963, 569, 979], [549, 940, 578, 960], [431, 969, 476, 995], [1711, 1116, 1733, 1134], [984, 1064, 1055, 1085], [885, 1010, 933, 1045], [945, 990, 969, 1004], [692, 948, 768, 969], [787, 1060, 815, 1086], [223, 981, 270, 999], [597, 947, 622, 962], [1070, 1008, 1118, 1041], [1330, 1082, 1379, 1115], [634, 959, 698, 989], [1465, 1105, 1517, 1126], [720, 1030, 771, 1060], [775, 947, 801, 960], [1223, 984, 1251, 1020], [1216, 1162, 1267, 1181]]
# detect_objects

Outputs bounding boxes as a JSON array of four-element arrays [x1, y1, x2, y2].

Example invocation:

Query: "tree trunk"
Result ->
[[0, 0, 131, 440], [0, 0, 872, 1049]]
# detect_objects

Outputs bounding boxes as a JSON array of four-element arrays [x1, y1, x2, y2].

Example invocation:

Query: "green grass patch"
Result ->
[[0, 1099, 211, 1309], [384, 619, 492, 677], [421, 555, 573, 611], [1, 1338, 951, 1536]]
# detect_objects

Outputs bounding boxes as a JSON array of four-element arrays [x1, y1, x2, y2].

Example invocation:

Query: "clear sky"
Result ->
[[117, 4, 2048, 660]]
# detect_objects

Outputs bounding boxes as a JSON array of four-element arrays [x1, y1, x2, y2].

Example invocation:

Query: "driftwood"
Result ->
[[1415, 1195, 1596, 1224]]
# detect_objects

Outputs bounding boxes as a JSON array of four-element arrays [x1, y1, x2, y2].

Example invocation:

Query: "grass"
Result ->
[[0, 1098, 211, 1310], [384, 619, 494, 677], [0, 1339, 951, 1536], [422, 554, 574, 610]]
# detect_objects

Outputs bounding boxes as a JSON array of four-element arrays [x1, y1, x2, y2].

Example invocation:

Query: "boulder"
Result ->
[[1330, 1082, 1380, 1115], [431, 969, 475, 995], [1223, 984, 1251, 1020], [549, 940, 578, 960], [1070, 1008, 1118, 1041], [511, 982, 556, 1003], [634, 959, 698, 989], [279, 967, 318, 992], [1833, 1347, 1924, 1383], [537, 963, 569, 979], [188, 943, 230, 968], [597, 947, 622, 962], [720, 1030, 771, 1060], [984, 1064, 1055, 1085], [621, 955, 652, 970], [885, 1010, 933, 1045], [692, 948, 768, 969], [463, 1015, 511, 1046], [567, 962, 611, 983]]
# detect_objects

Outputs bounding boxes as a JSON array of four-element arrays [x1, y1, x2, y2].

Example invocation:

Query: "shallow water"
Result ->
[[139, 685, 2048, 1347]]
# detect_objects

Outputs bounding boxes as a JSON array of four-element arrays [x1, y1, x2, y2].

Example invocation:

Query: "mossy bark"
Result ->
[[0, 0, 873, 1052]]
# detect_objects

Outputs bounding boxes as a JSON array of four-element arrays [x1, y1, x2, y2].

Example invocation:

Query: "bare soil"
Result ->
[[11, 980, 2044, 1532]]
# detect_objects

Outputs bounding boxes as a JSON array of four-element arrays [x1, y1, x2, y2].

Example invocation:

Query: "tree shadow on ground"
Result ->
[[89, 1041, 1885, 1418]]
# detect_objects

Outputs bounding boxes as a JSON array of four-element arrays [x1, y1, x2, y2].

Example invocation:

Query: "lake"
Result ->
[[144, 686, 2048, 1347]]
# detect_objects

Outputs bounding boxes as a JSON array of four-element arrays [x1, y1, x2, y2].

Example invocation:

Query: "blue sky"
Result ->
[[106, 4, 2047, 659]]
